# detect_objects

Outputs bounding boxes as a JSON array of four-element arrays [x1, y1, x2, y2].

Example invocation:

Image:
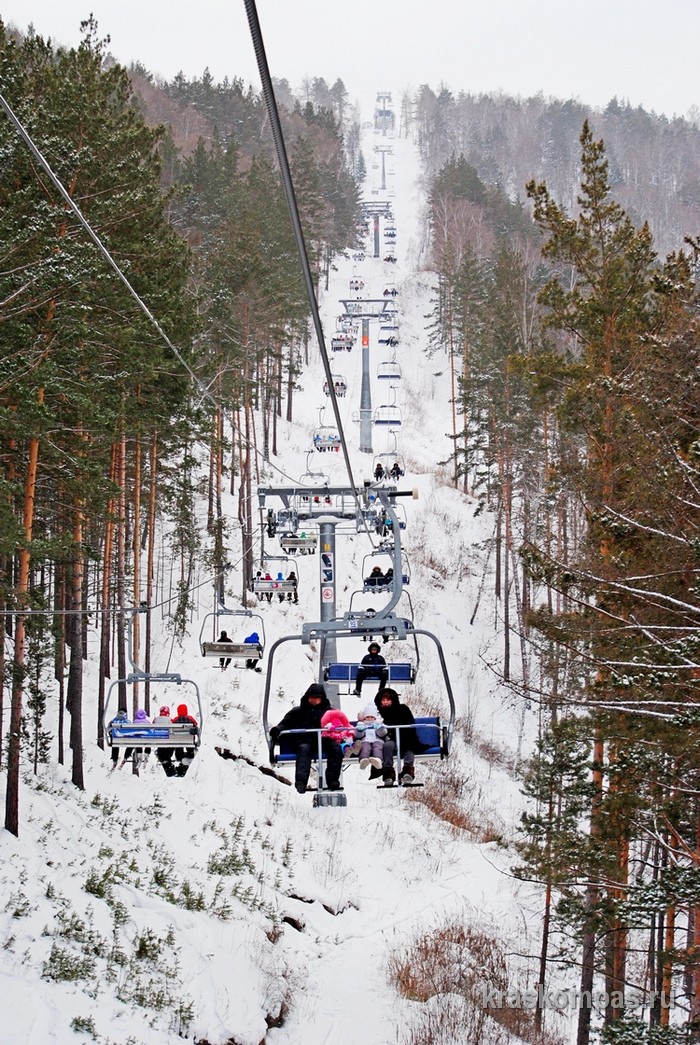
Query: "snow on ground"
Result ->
[[0, 108, 552, 1045]]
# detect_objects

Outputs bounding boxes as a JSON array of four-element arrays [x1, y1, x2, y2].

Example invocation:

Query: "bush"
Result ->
[[42, 943, 96, 983]]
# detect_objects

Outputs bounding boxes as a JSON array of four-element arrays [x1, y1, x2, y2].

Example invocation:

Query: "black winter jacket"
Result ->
[[373, 690, 426, 754], [273, 694, 332, 750]]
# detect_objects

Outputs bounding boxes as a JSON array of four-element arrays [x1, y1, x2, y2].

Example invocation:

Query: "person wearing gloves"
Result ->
[[269, 683, 343, 793], [352, 703, 387, 770]]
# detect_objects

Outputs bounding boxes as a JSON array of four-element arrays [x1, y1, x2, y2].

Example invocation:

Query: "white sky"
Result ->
[[2, 0, 699, 121]]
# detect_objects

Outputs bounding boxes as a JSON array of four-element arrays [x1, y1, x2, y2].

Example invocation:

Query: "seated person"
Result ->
[[218, 629, 232, 671], [109, 707, 130, 769], [244, 631, 262, 671], [374, 688, 428, 786], [320, 708, 355, 759], [354, 642, 389, 697], [269, 683, 343, 793], [365, 565, 385, 588], [171, 703, 199, 776], [153, 705, 175, 775], [352, 703, 387, 769]]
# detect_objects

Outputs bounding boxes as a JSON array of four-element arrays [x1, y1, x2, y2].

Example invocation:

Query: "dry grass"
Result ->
[[388, 916, 565, 1045], [403, 762, 504, 843]]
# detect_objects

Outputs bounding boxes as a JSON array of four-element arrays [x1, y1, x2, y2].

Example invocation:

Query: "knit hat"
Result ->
[[134, 708, 149, 722], [368, 642, 381, 653], [360, 704, 377, 720], [159, 706, 170, 716], [303, 683, 326, 701], [177, 703, 189, 716]]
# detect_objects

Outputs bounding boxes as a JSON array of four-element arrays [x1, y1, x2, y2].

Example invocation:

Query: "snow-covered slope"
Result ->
[[0, 112, 546, 1045]]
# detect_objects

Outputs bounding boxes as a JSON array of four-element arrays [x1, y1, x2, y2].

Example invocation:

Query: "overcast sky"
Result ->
[[2, 0, 699, 121]]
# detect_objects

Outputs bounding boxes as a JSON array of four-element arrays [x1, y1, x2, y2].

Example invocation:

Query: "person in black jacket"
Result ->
[[354, 642, 389, 696], [269, 683, 343, 793], [374, 687, 426, 786]]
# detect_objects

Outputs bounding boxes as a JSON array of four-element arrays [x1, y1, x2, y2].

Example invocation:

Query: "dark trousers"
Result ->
[[382, 739, 415, 771], [295, 738, 343, 789], [355, 666, 388, 693]]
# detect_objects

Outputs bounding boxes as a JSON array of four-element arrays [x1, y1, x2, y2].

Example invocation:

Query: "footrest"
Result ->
[[313, 792, 348, 808]]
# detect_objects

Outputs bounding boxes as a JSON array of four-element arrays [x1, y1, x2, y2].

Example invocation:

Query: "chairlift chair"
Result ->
[[262, 614, 456, 791], [104, 673, 203, 776], [298, 454, 330, 488], [279, 530, 317, 555], [324, 375, 347, 397], [377, 361, 402, 381], [313, 427, 342, 452], [373, 405, 402, 427], [199, 608, 266, 661], [362, 550, 410, 591], [252, 554, 300, 598], [373, 450, 405, 480]]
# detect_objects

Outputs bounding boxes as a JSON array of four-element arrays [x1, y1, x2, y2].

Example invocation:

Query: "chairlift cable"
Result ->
[[243, 0, 364, 517], [0, 93, 310, 501], [0, 91, 214, 409]]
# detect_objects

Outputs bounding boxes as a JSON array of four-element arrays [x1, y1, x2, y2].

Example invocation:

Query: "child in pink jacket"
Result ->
[[320, 708, 355, 757]]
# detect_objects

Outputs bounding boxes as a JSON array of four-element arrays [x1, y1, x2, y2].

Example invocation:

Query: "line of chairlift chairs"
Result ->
[[261, 501, 455, 806], [107, 210, 454, 797], [104, 493, 455, 801]]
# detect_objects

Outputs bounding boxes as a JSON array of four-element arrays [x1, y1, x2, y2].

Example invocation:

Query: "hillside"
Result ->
[[0, 107, 550, 1045]]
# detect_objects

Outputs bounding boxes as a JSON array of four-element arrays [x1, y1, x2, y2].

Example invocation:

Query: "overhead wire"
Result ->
[[242, 0, 365, 519], [0, 89, 337, 504], [2, 36, 386, 622], [0, 90, 214, 409]]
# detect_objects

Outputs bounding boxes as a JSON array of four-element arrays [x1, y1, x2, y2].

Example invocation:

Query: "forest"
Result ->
[[1, 15, 700, 1045]]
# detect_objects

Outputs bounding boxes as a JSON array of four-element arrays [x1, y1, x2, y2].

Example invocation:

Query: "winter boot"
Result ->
[[401, 764, 415, 785], [382, 768, 396, 787]]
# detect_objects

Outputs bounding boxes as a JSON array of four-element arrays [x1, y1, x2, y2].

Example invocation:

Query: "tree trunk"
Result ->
[[577, 727, 604, 1045], [5, 387, 43, 836], [98, 443, 118, 744], [145, 429, 158, 705], [132, 428, 142, 715], [67, 498, 85, 791]]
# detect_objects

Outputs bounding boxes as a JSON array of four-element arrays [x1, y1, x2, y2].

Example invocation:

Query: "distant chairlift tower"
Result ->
[[340, 297, 394, 454]]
